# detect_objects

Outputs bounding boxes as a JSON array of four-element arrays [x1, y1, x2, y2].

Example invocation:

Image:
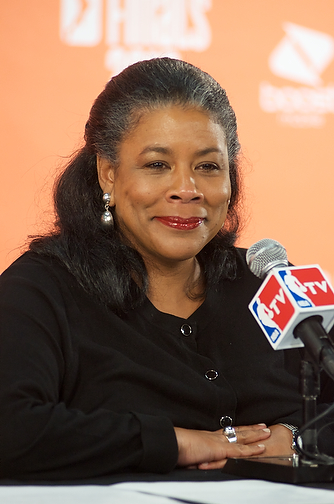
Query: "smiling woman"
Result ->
[[0, 58, 333, 481], [96, 105, 231, 316]]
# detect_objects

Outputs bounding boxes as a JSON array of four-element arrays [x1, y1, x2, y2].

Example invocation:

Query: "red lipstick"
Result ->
[[155, 216, 204, 230]]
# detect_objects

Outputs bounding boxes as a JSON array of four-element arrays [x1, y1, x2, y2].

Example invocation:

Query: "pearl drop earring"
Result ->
[[101, 193, 114, 227]]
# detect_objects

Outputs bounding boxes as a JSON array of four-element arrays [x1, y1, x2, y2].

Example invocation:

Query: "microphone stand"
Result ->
[[299, 350, 321, 461]]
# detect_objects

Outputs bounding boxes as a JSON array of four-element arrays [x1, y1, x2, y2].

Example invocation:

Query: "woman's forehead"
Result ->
[[125, 103, 226, 139]]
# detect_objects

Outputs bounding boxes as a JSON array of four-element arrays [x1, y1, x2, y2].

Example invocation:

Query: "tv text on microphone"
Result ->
[[249, 260, 334, 350], [250, 264, 334, 349], [247, 239, 334, 381]]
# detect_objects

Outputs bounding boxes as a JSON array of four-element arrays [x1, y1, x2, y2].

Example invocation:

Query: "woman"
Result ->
[[0, 58, 332, 480]]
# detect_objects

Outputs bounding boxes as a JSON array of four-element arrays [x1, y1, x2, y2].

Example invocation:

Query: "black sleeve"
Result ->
[[0, 256, 178, 480]]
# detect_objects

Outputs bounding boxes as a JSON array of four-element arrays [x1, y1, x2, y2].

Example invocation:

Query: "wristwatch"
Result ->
[[279, 423, 302, 454]]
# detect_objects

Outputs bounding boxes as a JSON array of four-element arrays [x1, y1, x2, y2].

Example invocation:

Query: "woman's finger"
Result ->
[[197, 442, 266, 470], [231, 427, 271, 444], [234, 423, 267, 432], [221, 425, 271, 445]]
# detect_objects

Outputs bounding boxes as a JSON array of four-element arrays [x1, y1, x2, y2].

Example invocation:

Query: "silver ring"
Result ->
[[223, 426, 237, 443]]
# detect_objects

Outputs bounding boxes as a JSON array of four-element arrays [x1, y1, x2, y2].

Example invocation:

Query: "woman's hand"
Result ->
[[174, 424, 271, 470], [248, 424, 294, 457]]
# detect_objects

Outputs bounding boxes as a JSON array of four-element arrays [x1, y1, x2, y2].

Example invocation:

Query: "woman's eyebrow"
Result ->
[[139, 146, 224, 156], [139, 145, 172, 156], [193, 147, 224, 157]]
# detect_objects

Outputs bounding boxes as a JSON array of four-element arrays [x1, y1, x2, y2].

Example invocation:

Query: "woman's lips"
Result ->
[[155, 216, 204, 230]]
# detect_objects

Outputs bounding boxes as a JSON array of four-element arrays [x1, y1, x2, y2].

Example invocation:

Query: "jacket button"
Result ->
[[180, 324, 192, 336], [205, 369, 218, 380], [220, 416, 233, 428]]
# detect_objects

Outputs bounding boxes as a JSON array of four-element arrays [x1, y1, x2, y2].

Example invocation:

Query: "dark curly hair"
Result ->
[[30, 57, 242, 313]]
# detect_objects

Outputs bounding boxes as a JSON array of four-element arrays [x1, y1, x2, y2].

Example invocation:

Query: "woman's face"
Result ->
[[98, 105, 231, 267]]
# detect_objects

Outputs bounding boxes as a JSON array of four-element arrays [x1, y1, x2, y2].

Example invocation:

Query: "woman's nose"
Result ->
[[166, 169, 204, 203]]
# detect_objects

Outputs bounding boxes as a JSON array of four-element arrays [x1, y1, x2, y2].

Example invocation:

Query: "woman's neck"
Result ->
[[145, 258, 205, 318]]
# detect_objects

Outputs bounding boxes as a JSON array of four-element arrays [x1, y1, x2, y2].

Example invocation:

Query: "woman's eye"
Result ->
[[198, 162, 220, 171], [146, 161, 167, 170]]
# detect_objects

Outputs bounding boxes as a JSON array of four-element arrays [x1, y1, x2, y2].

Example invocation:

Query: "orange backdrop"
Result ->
[[1, 0, 334, 282]]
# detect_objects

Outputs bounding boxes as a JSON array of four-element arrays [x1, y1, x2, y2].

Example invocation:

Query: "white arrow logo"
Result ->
[[269, 22, 334, 87]]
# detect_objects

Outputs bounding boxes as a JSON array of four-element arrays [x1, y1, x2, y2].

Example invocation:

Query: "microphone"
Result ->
[[247, 238, 334, 379]]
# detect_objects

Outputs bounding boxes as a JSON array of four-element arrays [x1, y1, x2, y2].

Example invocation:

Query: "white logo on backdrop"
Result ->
[[60, 0, 103, 46], [259, 22, 334, 128], [60, 0, 212, 75], [269, 22, 334, 87]]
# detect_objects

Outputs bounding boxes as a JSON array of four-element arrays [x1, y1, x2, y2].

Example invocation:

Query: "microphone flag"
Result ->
[[249, 265, 334, 350]]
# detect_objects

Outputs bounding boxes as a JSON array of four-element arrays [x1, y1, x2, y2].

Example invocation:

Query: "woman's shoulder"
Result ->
[[217, 246, 262, 294], [1, 251, 64, 279], [232, 246, 252, 276], [0, 251, 76, 298], [234, 246, 247, 262]]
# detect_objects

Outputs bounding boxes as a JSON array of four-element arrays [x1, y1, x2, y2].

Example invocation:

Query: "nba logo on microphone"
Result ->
[[249, 265, 334, 350]]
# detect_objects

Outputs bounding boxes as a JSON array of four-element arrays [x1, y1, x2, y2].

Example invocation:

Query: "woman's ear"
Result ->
[[96, 156, 116, 205]]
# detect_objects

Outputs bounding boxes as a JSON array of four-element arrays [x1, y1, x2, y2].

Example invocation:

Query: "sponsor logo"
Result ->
[[250, 266, 334, 346], [60, 0, 212, 75], [251, 275, 294, 341], [60, 0, 103, 46], [259, 22, 334, 128], [277, 267, 334, 307]]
